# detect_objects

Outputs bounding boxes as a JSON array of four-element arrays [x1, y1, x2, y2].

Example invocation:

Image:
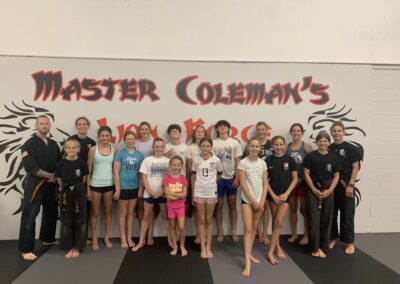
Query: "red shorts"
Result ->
[[291, 183, 306, 197], [167, 200, 185, 219]]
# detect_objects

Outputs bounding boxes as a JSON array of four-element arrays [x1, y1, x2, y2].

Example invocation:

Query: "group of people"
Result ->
[[18, 115, 362, 278]]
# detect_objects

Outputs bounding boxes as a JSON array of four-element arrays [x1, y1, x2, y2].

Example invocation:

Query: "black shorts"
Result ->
[[90, 185, 115, 193], [241, 198, 250, 205], [120, 189, 139, 200], [144, 196, 167, 205]]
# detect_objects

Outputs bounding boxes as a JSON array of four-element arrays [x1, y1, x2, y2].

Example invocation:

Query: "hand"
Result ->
[[345, 186, 354, 198], [279, 193, 288, 203], [233, 178, 239, 188], [272, 194, 281, 205], [138, 187, 144, 198], [86, 190, 92, 201], [165, 148, 175, 158], [47, 174, 55, 183], [113, 190, 120, 200], [321, 189, 332, 199], [313, 189, 322, 199]]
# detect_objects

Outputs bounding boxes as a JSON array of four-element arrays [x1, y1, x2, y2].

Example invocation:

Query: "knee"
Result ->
[[243, 227, 252, 236], [216, 201, 223, 210]]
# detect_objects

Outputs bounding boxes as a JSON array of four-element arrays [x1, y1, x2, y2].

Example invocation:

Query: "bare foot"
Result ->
[[318, 249, 326, 258], [120, 238, 128, 249], [201, 250, 208, 259], [276, 248, 286, 260], [132, 242, 144, 252], [311, 251, 320, 258], [345, 244, 355, 255], [147, 238, 154, 246], [127, 238, 135, 248], [65, 249, 74, 259], [264, 237, 271, 245], [86, 239, 93, 245], [250, 255, 261, 264], [43, 240, 59, 246], [22, 252, 38, 261], [194, 238, 200, 244], [288, 235, 298, 243], [206, 250, 214, 258], [242, 265, 251, 278], [217, 235, 224, 242], [71, 248, 80, 258], [180, 246, 188, 256], [92, 241, 100, 251], [329, 239, 337, 249], [170, 247, 178, 256], [299, 236, 309, 245], [266, 254, 279, 265], [231, 234, 239, 243], [104, 238, 113, 249]]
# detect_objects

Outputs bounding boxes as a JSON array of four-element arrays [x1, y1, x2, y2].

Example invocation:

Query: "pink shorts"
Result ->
[[193, 196, 218, 204], [167, 201, 185, 219]]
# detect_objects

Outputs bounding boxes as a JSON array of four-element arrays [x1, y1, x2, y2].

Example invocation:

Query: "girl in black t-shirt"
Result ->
[[303, 131, 340, 258], [55, 139, 89, 259], [266, 136, 298, 265]]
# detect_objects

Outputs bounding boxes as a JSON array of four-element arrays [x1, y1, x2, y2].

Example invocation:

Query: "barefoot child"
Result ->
[[266, 136, 298, 265], [114, 131, 144, 248], [192, 137, 223, 258], [163, 156, 188, 256], [132, 138, 170, 252], [238, 138, 268, 278], [303, 131, 340, 258], [55, 139, 89, 259]]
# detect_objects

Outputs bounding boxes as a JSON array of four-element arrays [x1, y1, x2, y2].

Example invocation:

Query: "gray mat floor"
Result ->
[[355, 233, 400, 274], [13, 240, 126, 284], [208, 238, 312, 284]]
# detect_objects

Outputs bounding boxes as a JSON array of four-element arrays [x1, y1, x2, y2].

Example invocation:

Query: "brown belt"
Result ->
[[29, 179, 47, 203]]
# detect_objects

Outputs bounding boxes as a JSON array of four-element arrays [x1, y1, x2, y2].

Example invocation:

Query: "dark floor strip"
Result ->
[[0, 240, 51, 284], [113, 237, 213, 284], [281, 237, 400, 284]]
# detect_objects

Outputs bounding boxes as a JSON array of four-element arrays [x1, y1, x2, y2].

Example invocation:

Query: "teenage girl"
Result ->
[[329, 121, 361, 255], [55, 139, 89, 259], [163, 156, 188, 256], [266, 136, 298, 264], [70, 117, 96, 244], [133, 138, 171, 252], [87, 126, 117, 251], [135, 121, 155, 245], [238, 138, 268, 278], [303, 130, 340, 258], [114, 131, 144, 248], [191, 137, 223, 258], [287, 123, 313, 245], [186, 125, 208, 244]]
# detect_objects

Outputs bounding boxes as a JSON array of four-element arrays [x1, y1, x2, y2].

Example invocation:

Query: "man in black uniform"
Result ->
[[18, 115, 61, 260]]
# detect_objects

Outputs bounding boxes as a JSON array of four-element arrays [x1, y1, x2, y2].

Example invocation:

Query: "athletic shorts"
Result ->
[[291, 183, 306, 197], [120, 189, 139, 200], [267, 193, 289, 204], [217, 178, 237, 198], [167, 203, 185, 219], [90, 185, 115, 193], [241, 198, 250, 205], [144, 196, 166, 205], [193, 196, 218, 204]]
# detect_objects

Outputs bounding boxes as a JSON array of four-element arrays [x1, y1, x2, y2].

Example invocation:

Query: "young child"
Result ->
[[287, 123, 313, 245], [266, 136, 298, 265], [213, 120, 243, 242], [238, 138, 268, 278], [329, 121, 362, 255], [114, 131, 144, 248], [55, 139, 89, 259], [163, 156, 188, 256], [303, 131, 340, 258], [191, 137, 223, 258], [133, 138, 171, 252]]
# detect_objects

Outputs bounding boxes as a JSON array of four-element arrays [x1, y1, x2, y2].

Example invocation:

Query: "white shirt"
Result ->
[[213, 137, 243, 179], [238, 157, 267, 203], [139, 156, 170, 198], [192, 155, 223, 198], [165, 142, 188, 175]]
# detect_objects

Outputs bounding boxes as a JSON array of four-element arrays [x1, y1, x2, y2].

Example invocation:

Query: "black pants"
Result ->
[[19, 181, 58, 253], [331, 184, 355, 243], [306, 189, 334, 253], [59, 183, 87, 251]]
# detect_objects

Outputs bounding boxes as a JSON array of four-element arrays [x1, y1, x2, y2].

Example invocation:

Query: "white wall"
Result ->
[[0, 0, 399, 64]]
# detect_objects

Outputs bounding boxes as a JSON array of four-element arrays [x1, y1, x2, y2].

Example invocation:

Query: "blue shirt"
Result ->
[[115, 149, 144, 190]]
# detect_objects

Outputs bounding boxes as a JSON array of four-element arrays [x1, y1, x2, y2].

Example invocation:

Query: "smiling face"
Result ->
[[316, 137, 330, 152], [98, 130, 111, 145], [194, 127, 206, 141], [140, 124, 151, 140], [200, 140, 212, 155], [153, 140, 165, 156], [331, 125, 345, 143], [64, 140, 80, 158], [247, 139, 261, 157], [124, 133, 136, 148], [272, 138, 285, 155], [256, 124, 268, 140], [170, 158, 183, 174], [290, 125, 303, 142], [75, 118, 89, 136]]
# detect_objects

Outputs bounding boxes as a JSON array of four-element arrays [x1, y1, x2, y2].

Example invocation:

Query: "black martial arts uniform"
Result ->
[[55, 158, 89, 251], [329, 141, 362, 244], [303, 151, 341, 253], [18, 135, 61, 253]]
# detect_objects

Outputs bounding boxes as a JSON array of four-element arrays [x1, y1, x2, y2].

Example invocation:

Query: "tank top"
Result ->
[[90, 145, 114, 187], [287, 141, 306, 179]]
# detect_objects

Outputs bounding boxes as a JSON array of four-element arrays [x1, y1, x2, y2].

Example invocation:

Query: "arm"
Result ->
[[303, 168, 322, 198], [141, 174, 159, 198], [260, 170, 269, 208], [175, 185, 187, 199], [86, 146, 95, 200], [346, 161, 360, 198], [113, 161, 121, 200], [280, 171, 298, 202], [233, 156, 240, 188]]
